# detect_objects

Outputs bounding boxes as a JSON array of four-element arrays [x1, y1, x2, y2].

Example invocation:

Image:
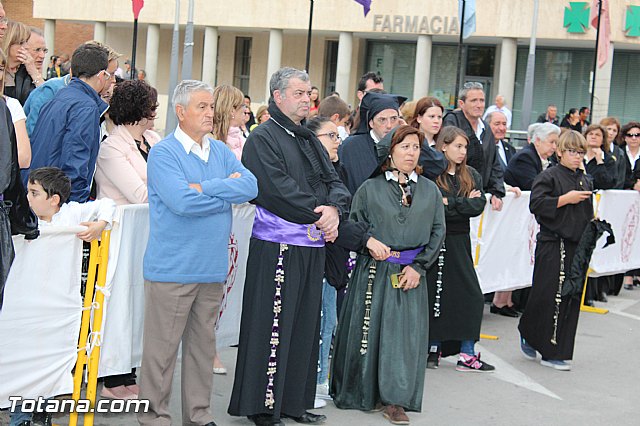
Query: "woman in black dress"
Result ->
[[426, 126, 494, 372], [519, 130, 594, 371]]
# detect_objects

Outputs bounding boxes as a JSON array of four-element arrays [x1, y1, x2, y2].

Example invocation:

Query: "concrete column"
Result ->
[[44, 19, 55, 73], [335, 32, 353, 101], [145, 24, 160, 87], [93, 22, 106, 44], [497, 38, 517, 108], [412, 35, 432, 100], [202, 26, 218, 88], [592, 42, 614, 123], [265, 29, 283, 101]]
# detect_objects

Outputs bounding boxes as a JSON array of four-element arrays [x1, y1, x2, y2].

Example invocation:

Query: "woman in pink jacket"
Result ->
[[212, 84, 246, 160], [95, 79, 161, 205]]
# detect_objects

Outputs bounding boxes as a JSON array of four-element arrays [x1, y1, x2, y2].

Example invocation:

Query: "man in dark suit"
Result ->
[[443, 82, 505, 210], [487, 111, 516, 171], [504, 122, 560, 191]]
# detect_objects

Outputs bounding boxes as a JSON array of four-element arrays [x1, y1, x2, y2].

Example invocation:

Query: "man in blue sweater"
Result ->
[[138, 80, 257, 426]]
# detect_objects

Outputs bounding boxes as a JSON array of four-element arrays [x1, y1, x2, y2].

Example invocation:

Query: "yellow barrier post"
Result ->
[[69, 239, 100, 426], [580, 193, 608, 314], [474, 211, 500, 340], [83, 230, 111, 426]]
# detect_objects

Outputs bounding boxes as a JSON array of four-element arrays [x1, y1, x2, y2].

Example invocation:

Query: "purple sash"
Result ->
[[0, 194, 3, 201], [252, 206, 325, 248], [385, 247, 424, 265]]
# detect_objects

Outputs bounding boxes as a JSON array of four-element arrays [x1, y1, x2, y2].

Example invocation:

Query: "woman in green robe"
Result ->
[[426, 126, 494, 372], [331, 125, 445, 425]]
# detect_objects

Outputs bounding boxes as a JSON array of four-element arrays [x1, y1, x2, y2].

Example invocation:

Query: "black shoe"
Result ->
[[31, 413, 52, 426], [426, 351, 440, 369], [596, 291, 608, 303], [282, 412, 327, 424], [490, 304, 519, 318], [203, 422, 217, 426], [624, 284, 634, 291], [584, 299, 595, 307], [248, 414, 283, 426], [17, 422, 31, 426]]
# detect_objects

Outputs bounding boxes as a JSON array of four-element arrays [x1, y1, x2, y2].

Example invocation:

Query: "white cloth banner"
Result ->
[[215, 203, 255, 348], [589, 190, 640, 277], [471, 192, 538, 293], [0, 228, 84, 408], [98, 204, 149, 378]]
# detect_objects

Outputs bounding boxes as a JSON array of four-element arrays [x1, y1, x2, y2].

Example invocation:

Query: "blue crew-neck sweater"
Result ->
[[143, 133, 258, 284]]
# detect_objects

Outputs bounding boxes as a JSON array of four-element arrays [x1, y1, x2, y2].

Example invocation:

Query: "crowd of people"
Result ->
[[0, 3, 639, 423]]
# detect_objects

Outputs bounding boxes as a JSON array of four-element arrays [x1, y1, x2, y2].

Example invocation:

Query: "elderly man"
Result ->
[[483, 94, 512, 128], [0, 2, 7, 40], [505, 122, 560, 191], [228, 67, 350, 426], [487, 111, 517, 171], [26, 28, 47, 77], [537, 104, 560, 126], [138, 80, 257, 426], [443, 81, 506, 210]]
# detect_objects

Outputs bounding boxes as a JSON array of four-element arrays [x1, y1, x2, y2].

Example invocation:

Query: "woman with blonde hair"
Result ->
[[1, 20, 43, 105], [212, 84, 246, 160], [599, 117, 626, 189], [0, 47, 30, 168]]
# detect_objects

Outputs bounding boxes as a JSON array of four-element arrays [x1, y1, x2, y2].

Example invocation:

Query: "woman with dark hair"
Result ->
[[309, 86, 320, 117], [600, 117, 626, 189], [619, 121, 640, 291], [332, 125, 445, 425], [560, 108, 581, 132], [95, 79, 161, 206], [410, 96, 444, 147], [583, 124, 616, 190], [425, 126, 493, 372]]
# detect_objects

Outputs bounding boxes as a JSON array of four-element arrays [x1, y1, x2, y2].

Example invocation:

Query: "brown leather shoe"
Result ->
[[383, 405, 410, 425]]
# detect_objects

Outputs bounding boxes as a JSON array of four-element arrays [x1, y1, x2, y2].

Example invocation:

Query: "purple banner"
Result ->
[[354, 0, 371, 17], [252, 206, 325, 248], [384, 247, 424, 265]]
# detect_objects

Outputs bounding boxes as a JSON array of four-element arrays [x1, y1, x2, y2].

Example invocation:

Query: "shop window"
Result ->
[[608, 52, 640, 125], [323, 40, 338, 96], [365, 41, 416, 99], [233, 37, 252, 95]]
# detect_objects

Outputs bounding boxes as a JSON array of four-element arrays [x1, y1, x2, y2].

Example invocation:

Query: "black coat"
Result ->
[[619, 143, 640, 189], [4, 65, 36, 106], [536, 114, 560, 126], [443, 110, 505, 198], [504, 143, 546, 191]]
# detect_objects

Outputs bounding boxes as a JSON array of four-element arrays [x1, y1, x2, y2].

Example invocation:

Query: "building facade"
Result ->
[[30, 0, 640, 132]]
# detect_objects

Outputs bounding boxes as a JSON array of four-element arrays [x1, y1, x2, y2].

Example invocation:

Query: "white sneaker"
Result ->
[[315, 382, 332, 400], [314, 398, 327, 409]]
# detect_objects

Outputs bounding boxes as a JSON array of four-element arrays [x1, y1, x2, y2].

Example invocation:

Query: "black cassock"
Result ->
[[518, 164, 593, 360], [228, 104, 350, 419]]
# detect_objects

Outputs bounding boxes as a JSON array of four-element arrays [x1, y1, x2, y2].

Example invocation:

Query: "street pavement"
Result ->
[[3, 288, 639, 426]]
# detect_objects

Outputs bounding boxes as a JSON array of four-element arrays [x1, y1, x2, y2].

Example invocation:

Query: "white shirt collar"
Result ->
[[175, 125, 211, 162], [385, 170, 419, 183], [475, 119, 485, 142], [626, 145, 640, 168], [370, 129, 381, 144]]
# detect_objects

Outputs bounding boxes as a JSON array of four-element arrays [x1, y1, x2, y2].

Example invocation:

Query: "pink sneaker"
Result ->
[[456, 352, 495, 372], [125, 384, 140, 398], [100, 385, 136, 400]]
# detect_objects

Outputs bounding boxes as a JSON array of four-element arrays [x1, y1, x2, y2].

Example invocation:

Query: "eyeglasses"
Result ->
[[375, 115, 399, 126], [100, 69, 112, 80], [626, 133, 640, 138], [317, 132, 342, 142], [564, 149, 586, 157], [0, 17, 8, 25], [244, 111, 251, 115], [32, 47, 49, 54]]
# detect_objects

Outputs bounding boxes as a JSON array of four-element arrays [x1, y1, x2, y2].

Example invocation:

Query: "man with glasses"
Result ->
[[26, 28, 47, 79], [26, 43, 111, 202], [443, 82, 506, 210], [0, 2, 8, 41], [339, 92, 405, 194]]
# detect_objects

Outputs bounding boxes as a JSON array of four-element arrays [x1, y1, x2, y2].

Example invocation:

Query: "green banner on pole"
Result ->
[[625, 5, 640, 37], [564, 2, 590, 33]]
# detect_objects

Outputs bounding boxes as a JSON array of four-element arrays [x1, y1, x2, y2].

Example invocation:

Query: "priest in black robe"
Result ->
[[228, 67, 350, 426]]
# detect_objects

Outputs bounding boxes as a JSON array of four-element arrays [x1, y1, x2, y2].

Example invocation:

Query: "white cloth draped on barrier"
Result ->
[[0, 228, 84, 408], [471, 192, 538, 293], [215, 203, 255, 348], [589, 190, 640, 277], [98, 204, 149, 378]]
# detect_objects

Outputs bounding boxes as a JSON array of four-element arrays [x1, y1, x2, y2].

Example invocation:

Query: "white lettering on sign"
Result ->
[[373, 14, 458, 35]]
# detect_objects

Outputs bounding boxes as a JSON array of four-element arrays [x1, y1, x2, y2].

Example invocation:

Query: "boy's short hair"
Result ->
[[557, 130, 587, 154], [28, 167, 71, 206], [317, 95, 350, 121]]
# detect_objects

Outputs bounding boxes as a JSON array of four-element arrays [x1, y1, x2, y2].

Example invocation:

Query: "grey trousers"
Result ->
[[137, 280, 223, 426]]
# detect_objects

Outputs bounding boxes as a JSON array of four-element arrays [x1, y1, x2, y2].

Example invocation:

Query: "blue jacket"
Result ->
[[23, 75, 71, 137], [27, 78, 108, 202]]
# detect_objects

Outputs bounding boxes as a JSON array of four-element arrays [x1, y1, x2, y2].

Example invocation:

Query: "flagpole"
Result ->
[[165, 0, 181, 134], [181, 0, 195, 80], [130, 18, 138, 80], [454, 0, 466, 107], [305, 0, 315, 72], [589, 0, 602, 123], [519, 0, 539, 130]]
